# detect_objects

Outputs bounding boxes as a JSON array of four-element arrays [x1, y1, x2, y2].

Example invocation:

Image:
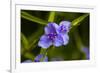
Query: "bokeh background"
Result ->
[[21, 10, 89, 63]]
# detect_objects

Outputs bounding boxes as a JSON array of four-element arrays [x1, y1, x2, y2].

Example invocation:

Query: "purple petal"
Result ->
[[34, 54, 43, 62], [43, 56, 48, 62], [82, 47, 90, 59], [59, 21, 71, 29], [38, 35, 52, 49], [34, 54, 48, 62], [45, 22, 59, 34], [53, 34, 64, 47], [61, 34, 69, 45], [59, 21, 71, 33]]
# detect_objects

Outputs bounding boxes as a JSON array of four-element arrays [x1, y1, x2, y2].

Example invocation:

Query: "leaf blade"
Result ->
[[21, 33, 29, 49], [71, 14, 89, 26], [21, 11, 48, 25]]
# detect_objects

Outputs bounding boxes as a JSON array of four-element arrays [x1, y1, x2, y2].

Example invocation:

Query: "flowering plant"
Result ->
[[21, 11, 89, 62]]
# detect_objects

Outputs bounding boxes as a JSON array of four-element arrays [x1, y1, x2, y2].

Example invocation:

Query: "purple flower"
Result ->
[[58, 21, 71, 34], [34, 54, 48, 62], [82, 47, 90, 59], [38, 21, 71, 48], [58, 21, 71, 45]]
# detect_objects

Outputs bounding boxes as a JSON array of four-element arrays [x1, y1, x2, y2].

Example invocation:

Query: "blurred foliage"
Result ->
[[21, 10, 89, 62]]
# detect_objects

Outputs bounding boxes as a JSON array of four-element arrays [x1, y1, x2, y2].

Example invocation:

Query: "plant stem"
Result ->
[[40, 48, 48, 62], [39, 11, 56, 62], [74, 29, 87, 59], [48, 11, 56, 22]]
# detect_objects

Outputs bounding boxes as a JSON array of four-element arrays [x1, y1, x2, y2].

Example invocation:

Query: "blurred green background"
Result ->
[[21, 10, 89, 62]]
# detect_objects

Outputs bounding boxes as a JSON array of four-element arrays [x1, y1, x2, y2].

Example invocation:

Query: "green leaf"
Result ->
[[21, 33, 29, 49], [28, 27, 43, 43], [21, 11, 48, 25], [48, 11, 56, 22], [71, 14, 89, 26], [27, 27, 43, 50], [73, 29, 83, 50], [24, 52, 35, 61]]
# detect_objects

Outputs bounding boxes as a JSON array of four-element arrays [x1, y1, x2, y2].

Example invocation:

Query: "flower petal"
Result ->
[[82, 47, 89, 59], [45, 22, 59, 34], [34, 54, 43, 62], [59, 21, 71, 28], [38, 35, 52, 48], [61, 34, 69, 45], [59, 21, 71, 33], [53, 34, 63, 47], [43, 56, 48, 62], [34, 54, 48, 62]]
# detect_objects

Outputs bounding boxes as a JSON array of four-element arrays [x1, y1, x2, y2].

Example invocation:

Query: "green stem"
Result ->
[[39, 12, 56, 62], [73, 29, 87, 59], [40, 48, 48, 62], [48, 11, 55, 22]]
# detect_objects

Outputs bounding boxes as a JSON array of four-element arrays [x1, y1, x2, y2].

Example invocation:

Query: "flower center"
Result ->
[[47, 33, 57, 41], [60, 25, 67, 33]]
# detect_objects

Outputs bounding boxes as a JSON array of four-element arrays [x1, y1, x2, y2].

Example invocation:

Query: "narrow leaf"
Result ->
[[21, 11, 48, 25], [27, 27, 43, 50], [21, 33, 29, 49], [72, 14, 89, 26], [24, 52, 35, 61], [28, 27, 43, 43]]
